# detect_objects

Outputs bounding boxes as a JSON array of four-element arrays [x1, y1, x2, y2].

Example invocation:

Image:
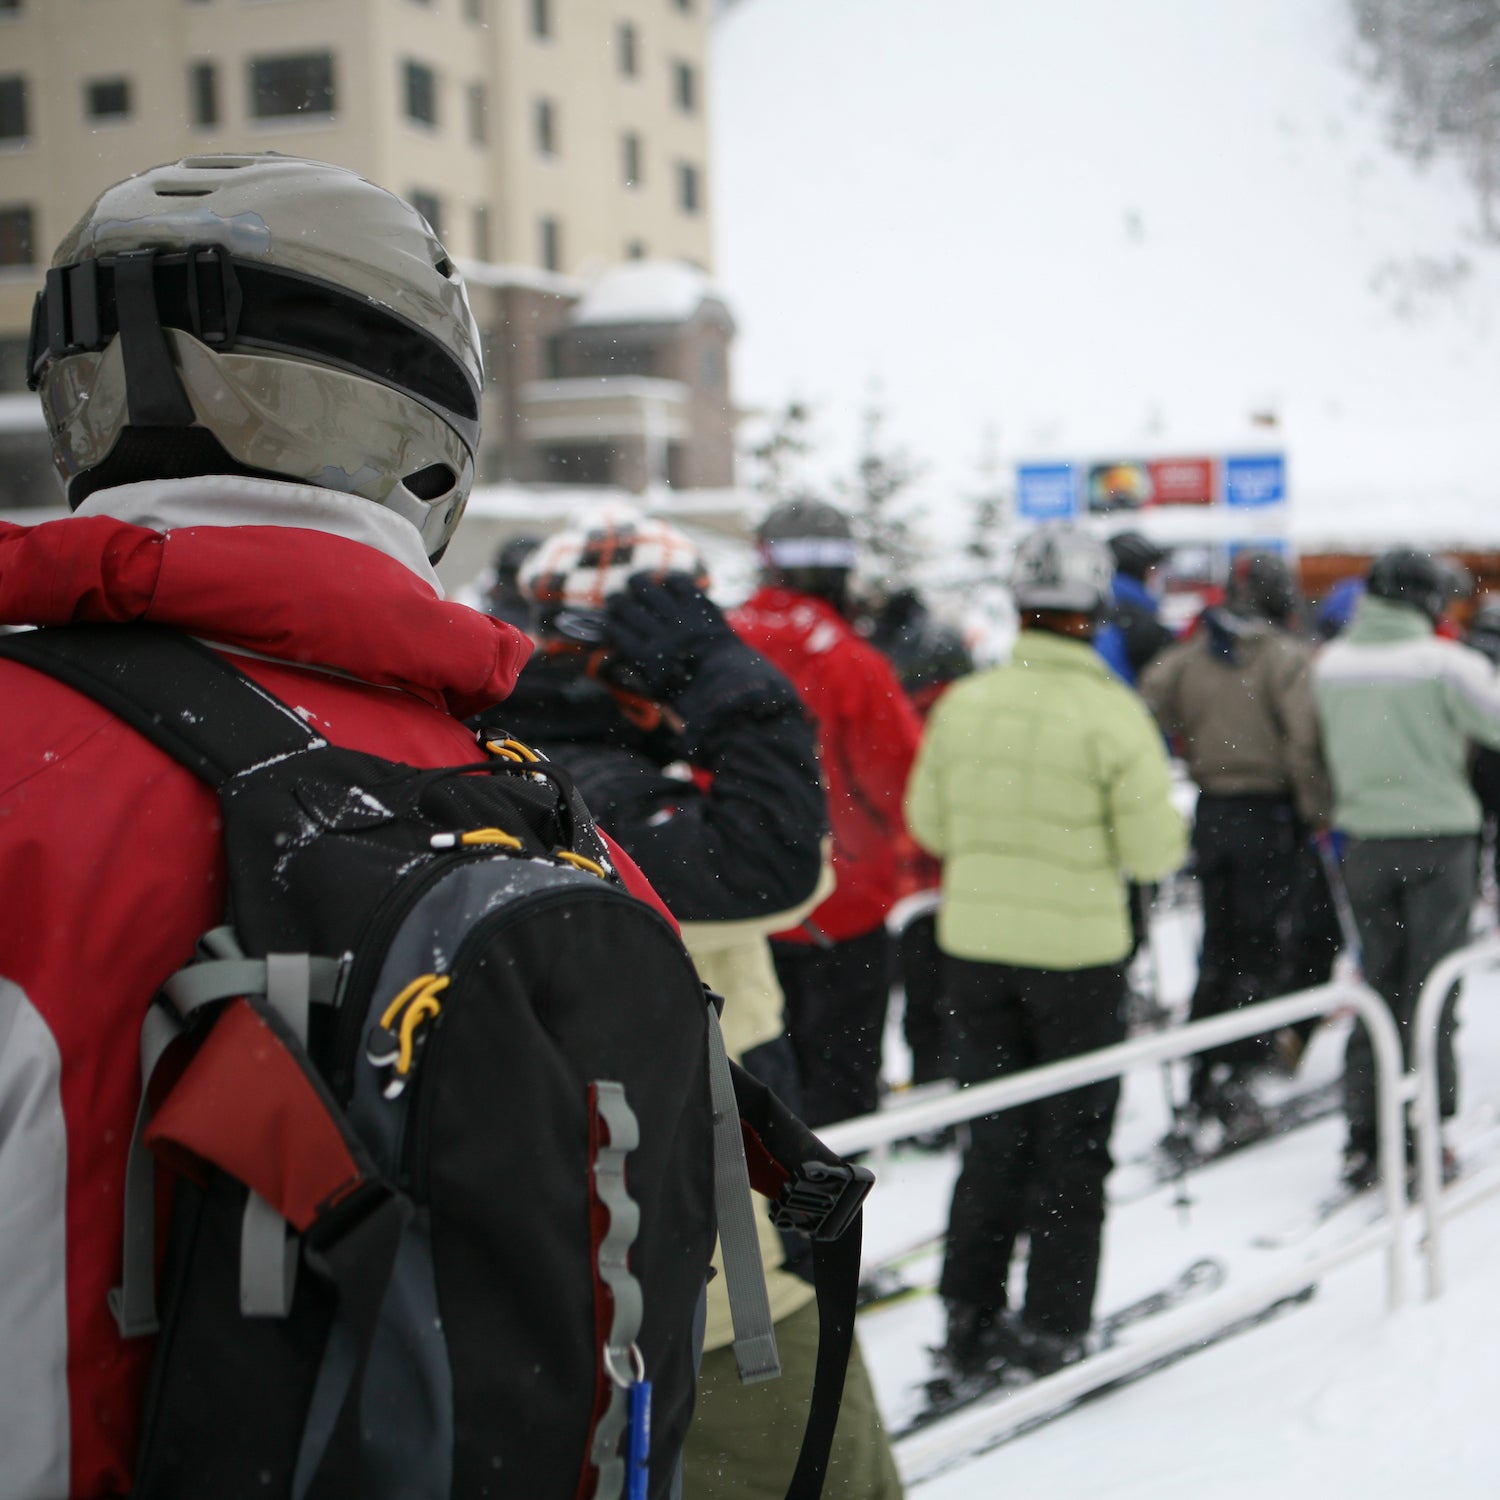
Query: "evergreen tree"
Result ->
[[836, 401, 925, 577], [745, 400, 820, 503]]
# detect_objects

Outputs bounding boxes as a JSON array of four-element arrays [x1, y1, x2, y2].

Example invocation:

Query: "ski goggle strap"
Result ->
[[28, 244, 480, 447]]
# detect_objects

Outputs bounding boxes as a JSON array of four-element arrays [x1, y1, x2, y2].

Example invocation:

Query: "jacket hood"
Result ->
[[1347, 591, 1434, 644], [1112, 572, 1161, 613], [0, 481, 533, 717], [1201, 606, 1275, 664]]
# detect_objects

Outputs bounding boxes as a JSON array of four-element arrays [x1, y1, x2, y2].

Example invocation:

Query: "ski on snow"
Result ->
[[898, 1257, 1232, 1438]]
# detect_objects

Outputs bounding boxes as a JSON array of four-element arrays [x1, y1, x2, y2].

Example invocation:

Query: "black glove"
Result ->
[[604, 572, 737, 700]]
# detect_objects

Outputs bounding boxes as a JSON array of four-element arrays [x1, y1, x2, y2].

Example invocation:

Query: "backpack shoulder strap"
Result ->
[[0, 623, 322, 787]]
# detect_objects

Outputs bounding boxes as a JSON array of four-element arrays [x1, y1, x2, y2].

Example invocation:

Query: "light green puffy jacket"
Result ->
[[905, 630, 1186, 969]]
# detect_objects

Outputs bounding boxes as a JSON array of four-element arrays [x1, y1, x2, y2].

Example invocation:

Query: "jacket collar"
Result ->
[[1012, 628, 1113, 676], [75, 476, 444, 595], [1347, 593, 1434, 644]]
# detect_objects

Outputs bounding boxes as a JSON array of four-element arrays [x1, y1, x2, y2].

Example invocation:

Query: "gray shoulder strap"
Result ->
[[704, 1003, 781, 1384]]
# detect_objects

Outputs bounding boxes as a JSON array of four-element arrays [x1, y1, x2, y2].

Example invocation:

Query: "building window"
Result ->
[[0, 76, 26, 142], [0, 0, 23, 13], [676, 161, 700, 214], [0, 204, 35, 266], [466, 82, 486, 146], [409, 190, 443, 239], [534, 97, 557, 157], [250, 53, 336, 120], [622, 132, 642, 188], [188, 62, 218, 128], [673, 0, 693, 11], [672, 60, 696, 113], [530, 0, 551, 39], [86, 78, 132, 121], [617, 23, 638, 77], [404, 61, 438, 126], [626, 239, 646, 260], [464, 0, 484, 21], [471, 204, 491, 262], [539, 215, 562, 272]]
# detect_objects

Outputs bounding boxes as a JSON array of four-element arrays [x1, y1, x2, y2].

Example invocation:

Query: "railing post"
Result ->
[[1411, 933, 1500, 1299]]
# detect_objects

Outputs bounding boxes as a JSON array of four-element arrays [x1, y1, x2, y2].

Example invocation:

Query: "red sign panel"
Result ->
[[1147, 458, 1215, 506]]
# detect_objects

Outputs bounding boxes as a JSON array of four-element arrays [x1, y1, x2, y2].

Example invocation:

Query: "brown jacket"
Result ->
[[1140, 612, 1332, 826]]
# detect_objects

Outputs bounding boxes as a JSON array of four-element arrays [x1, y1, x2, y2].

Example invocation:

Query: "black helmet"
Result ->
[[1367, 549, 1448, 625], [1108, 530, 1169, 581], [756, 498, 858, 605], [1226, 549, 1298, 623]]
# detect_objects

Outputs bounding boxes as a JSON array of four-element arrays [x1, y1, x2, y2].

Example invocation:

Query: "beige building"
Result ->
[[0, 0, 737, 509]]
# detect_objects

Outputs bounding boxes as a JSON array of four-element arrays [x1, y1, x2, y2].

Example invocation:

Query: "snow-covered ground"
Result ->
[[858, 898, 1500, 1496]]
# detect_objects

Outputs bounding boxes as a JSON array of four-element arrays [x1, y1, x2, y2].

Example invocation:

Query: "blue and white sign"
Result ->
[[1223, 454, 1287, 509], [1016, 463, 1079, 521]]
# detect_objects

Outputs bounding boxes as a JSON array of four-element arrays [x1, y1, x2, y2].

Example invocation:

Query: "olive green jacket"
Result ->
[[905, 630, 1186, 969]]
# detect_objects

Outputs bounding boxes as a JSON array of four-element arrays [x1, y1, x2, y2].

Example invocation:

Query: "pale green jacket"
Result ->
[[905, 630, 1186, 969], [1313, 594, 1500, 837]]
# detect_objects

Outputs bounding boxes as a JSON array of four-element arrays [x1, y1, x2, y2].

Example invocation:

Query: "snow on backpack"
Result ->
[[0, 625, 872, 1500]]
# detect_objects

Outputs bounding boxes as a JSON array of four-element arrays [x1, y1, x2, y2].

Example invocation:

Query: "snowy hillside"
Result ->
[[711, 0, 1500, 547]]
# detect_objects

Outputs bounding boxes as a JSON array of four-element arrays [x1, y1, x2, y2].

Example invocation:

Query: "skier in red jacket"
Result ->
[[731, 501, 922, 1126], [0, 154, 670, 1500]]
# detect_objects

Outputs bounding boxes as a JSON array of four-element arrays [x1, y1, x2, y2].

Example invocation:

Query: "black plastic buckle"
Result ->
[[182, 243, 242, 349], [769, 1160, 875, 1243], [30, 262, 105, 388]]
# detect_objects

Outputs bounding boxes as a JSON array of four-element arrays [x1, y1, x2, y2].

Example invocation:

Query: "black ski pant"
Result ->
[[1342, 835, 1470, 1154], [771, 926, 891, 1128], [1187, 793, 1299, 1102], [938, 957, 1125, 1341], [897, 911, 952, 1086]]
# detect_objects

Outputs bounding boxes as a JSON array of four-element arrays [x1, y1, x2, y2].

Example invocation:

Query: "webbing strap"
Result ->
[[161, 955, 341, 1015], [108, 1003, 182, 1339], [705, 1006, 780, 1384], [0, 624, 324, 788], [112, 950, 339, 1335], [590, 1081, 644, 1500], [239, 955, 314, 1318]]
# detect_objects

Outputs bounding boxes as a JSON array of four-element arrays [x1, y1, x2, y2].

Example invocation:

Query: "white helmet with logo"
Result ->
[[1010, 525, 1114, 613]]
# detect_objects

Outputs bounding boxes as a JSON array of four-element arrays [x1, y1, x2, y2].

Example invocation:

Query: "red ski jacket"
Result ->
[[0, 483, 671, 1499], [731, 587, 922, 944]]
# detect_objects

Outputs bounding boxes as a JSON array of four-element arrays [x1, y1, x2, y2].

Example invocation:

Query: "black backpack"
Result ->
[[0, 625, 872, 1500]]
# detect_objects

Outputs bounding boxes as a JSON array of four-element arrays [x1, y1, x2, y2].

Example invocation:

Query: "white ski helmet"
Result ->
[[28, 154, 483, 561], [1010, 525, 1114, 613]]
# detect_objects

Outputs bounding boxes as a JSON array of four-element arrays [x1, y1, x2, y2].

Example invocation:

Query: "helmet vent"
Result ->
[[404, 462, 457, 500], [155, 188, 213, 198], [434, 256, 455, 279]]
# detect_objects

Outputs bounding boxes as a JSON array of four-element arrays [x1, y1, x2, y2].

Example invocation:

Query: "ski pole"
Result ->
[[1137, 880, 1194, 1217], [1314, 829, 1363, 978]]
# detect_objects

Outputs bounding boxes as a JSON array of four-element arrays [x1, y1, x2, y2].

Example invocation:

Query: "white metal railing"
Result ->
[[1412, 931, 1500, 1298], [820, 979, 1409, 1476]]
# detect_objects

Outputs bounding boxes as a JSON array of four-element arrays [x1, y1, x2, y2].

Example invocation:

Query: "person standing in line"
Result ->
[[1313, 549, 1500, 1188], [906, 526, 1186, 1379], [1096, 530, 1177, 685], [492, 508, 903, 1499], [863, 583, 975, 1090], [731, 501, 923, 1127], [1139, 550, 1332, 1139]]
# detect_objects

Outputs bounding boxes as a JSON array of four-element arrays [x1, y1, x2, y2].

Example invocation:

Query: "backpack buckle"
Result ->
[[769, 1160, 874, 1243]]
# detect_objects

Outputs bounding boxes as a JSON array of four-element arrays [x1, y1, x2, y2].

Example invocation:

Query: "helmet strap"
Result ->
[[114, 250, 195, 428]]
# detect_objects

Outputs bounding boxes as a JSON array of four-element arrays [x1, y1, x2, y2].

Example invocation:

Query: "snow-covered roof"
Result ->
[[570, 261, 734, 330]]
